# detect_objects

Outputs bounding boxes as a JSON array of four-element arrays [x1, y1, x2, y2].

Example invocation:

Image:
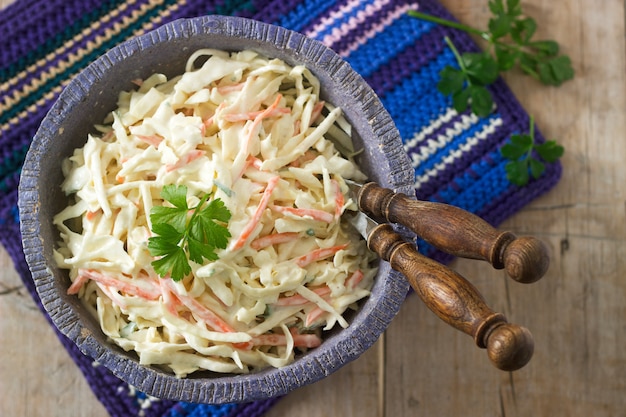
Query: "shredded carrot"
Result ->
[[293, 119, 301, 135], [159, 278, 182, 316], [234, 94, 283, 164], [216, 82, 245, 95], [162, 280, 252, 349], [294, 243, 349, 268], [165, 149, 205, 172], [203, 102, 226, 130], [294, 100, 325, 136], [247, 155, 263, 170], [85, 210, 101, 221], [235, 155, 264, 180], [101, 131, 115, 142], [250, 232, 299, 250], [77, 269, 161, 300], [305, 307, 325, 327], [223, 106, 289, 122], [275, 286, 332, 306], [346, 269, 364, 290], [136, 134, 163, 147], [292, 331, 322, 348], [270, 205, 335, 223], [311, 100, 325, 122], [66, 273, 90, 295], [96, 282, 128, 309], [231, 175, 280, 250], [162, 279, 234, 333], [304, 270, 364, 326], [250, 328, 321, 348], [332, 179, 344, 220], [203, 117, 214, 131]]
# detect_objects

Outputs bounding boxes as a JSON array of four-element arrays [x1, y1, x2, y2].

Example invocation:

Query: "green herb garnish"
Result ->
[[148, 184, 231, 281], [501, 116, 564, 186], [409, 0, 574, 116], [409, 1, 571, 185], [437, 36, 499, 117]]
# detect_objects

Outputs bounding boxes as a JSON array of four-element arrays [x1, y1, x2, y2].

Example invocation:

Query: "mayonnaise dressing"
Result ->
[[54, 49, 377, 377]]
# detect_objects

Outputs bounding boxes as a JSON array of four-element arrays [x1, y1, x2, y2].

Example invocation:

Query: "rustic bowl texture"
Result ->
[[18, 15, 414, 404]]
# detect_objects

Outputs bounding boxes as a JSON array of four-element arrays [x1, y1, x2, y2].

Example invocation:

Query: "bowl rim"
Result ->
[[18, 14, 414, 404]]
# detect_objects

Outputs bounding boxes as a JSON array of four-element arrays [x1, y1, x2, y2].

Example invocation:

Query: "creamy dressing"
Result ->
[[53, 49, 377, 377]]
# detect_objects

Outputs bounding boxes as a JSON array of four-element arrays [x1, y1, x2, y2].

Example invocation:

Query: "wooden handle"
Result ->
[[368, 224, 534, 371], [358, 182, 549, 284]]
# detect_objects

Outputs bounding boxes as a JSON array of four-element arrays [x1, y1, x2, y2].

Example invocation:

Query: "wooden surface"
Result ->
[[1, 0, 625, 416]]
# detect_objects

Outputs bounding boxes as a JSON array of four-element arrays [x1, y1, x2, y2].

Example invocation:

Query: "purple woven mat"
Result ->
[[0, 0, 561, 415]]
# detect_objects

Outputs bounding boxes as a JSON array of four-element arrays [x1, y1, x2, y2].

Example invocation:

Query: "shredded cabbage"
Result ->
[[53, 49, 377, 377]]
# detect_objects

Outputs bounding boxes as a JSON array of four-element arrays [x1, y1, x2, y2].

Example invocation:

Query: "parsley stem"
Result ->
[[408, 10, 487, 39], [527, 115, 536, 158], [182, 193, 211, 248], [188, 193, 211, 227], [519, 63, 540, 81], [443, 36, 480, 89], [444, 36, 465, 70]]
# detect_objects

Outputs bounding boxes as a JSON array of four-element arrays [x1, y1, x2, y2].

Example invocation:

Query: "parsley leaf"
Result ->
[[500, 117, 564, 186], [437, 38, 497, 117], [148, 184, 231, 281], [409, 2, 574, 117], [408, 5, 571, 185]]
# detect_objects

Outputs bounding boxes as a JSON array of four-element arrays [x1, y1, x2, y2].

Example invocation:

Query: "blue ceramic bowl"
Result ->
[[18, 15, 413, 404]]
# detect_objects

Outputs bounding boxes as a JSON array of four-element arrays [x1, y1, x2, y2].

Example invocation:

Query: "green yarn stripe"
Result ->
[[0, 0, 123, 83], [215, 0, 256, 16], [0, 0, 181, 127], [0, 143, 29, 180]]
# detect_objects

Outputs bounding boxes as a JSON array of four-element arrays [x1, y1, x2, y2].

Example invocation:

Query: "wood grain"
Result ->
[[1, 0, 625, 416], [354, 181, 550, 283]]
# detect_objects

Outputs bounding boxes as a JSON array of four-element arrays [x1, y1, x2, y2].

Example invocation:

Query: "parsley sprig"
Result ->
[[409, 0, 574, 116], [409, 0, 571, 186], [501, 116, 564, 186], [438, 36, 499, 117], [148, 185, 231, 281]]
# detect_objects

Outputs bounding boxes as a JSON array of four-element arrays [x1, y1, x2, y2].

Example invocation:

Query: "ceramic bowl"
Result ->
[[18, 15, 413, 404]]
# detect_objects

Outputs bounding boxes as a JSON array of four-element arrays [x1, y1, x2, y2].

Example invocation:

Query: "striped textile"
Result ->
[[0, 0, 561, 416]]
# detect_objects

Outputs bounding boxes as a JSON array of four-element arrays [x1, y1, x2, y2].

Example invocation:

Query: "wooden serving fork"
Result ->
[[346, 181, 550, 284], [343, 180, 550, 370], [347, 210, 535, 371]]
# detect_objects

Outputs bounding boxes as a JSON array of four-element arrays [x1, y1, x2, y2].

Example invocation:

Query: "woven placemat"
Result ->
[[0, 0, 561, 415]]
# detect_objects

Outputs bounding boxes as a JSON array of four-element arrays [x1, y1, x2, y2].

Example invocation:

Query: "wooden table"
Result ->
[[1, 1, 624, 416]]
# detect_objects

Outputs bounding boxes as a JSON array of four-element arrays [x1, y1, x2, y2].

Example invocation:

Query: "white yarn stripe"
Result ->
[[413, 116, 503, 189], [337, 3, 419, 57], [405, 110, 478, 166], [306, 0, 393, 46], [304, 0, 367, 40], [404, 107, 461, 149]]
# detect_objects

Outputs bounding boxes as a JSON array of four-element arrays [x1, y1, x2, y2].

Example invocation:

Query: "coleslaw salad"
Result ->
[[53, 49, 377, 377]]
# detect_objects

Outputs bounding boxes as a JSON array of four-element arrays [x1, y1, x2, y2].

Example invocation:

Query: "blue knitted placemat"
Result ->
[[0, 0, 561, 415]]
